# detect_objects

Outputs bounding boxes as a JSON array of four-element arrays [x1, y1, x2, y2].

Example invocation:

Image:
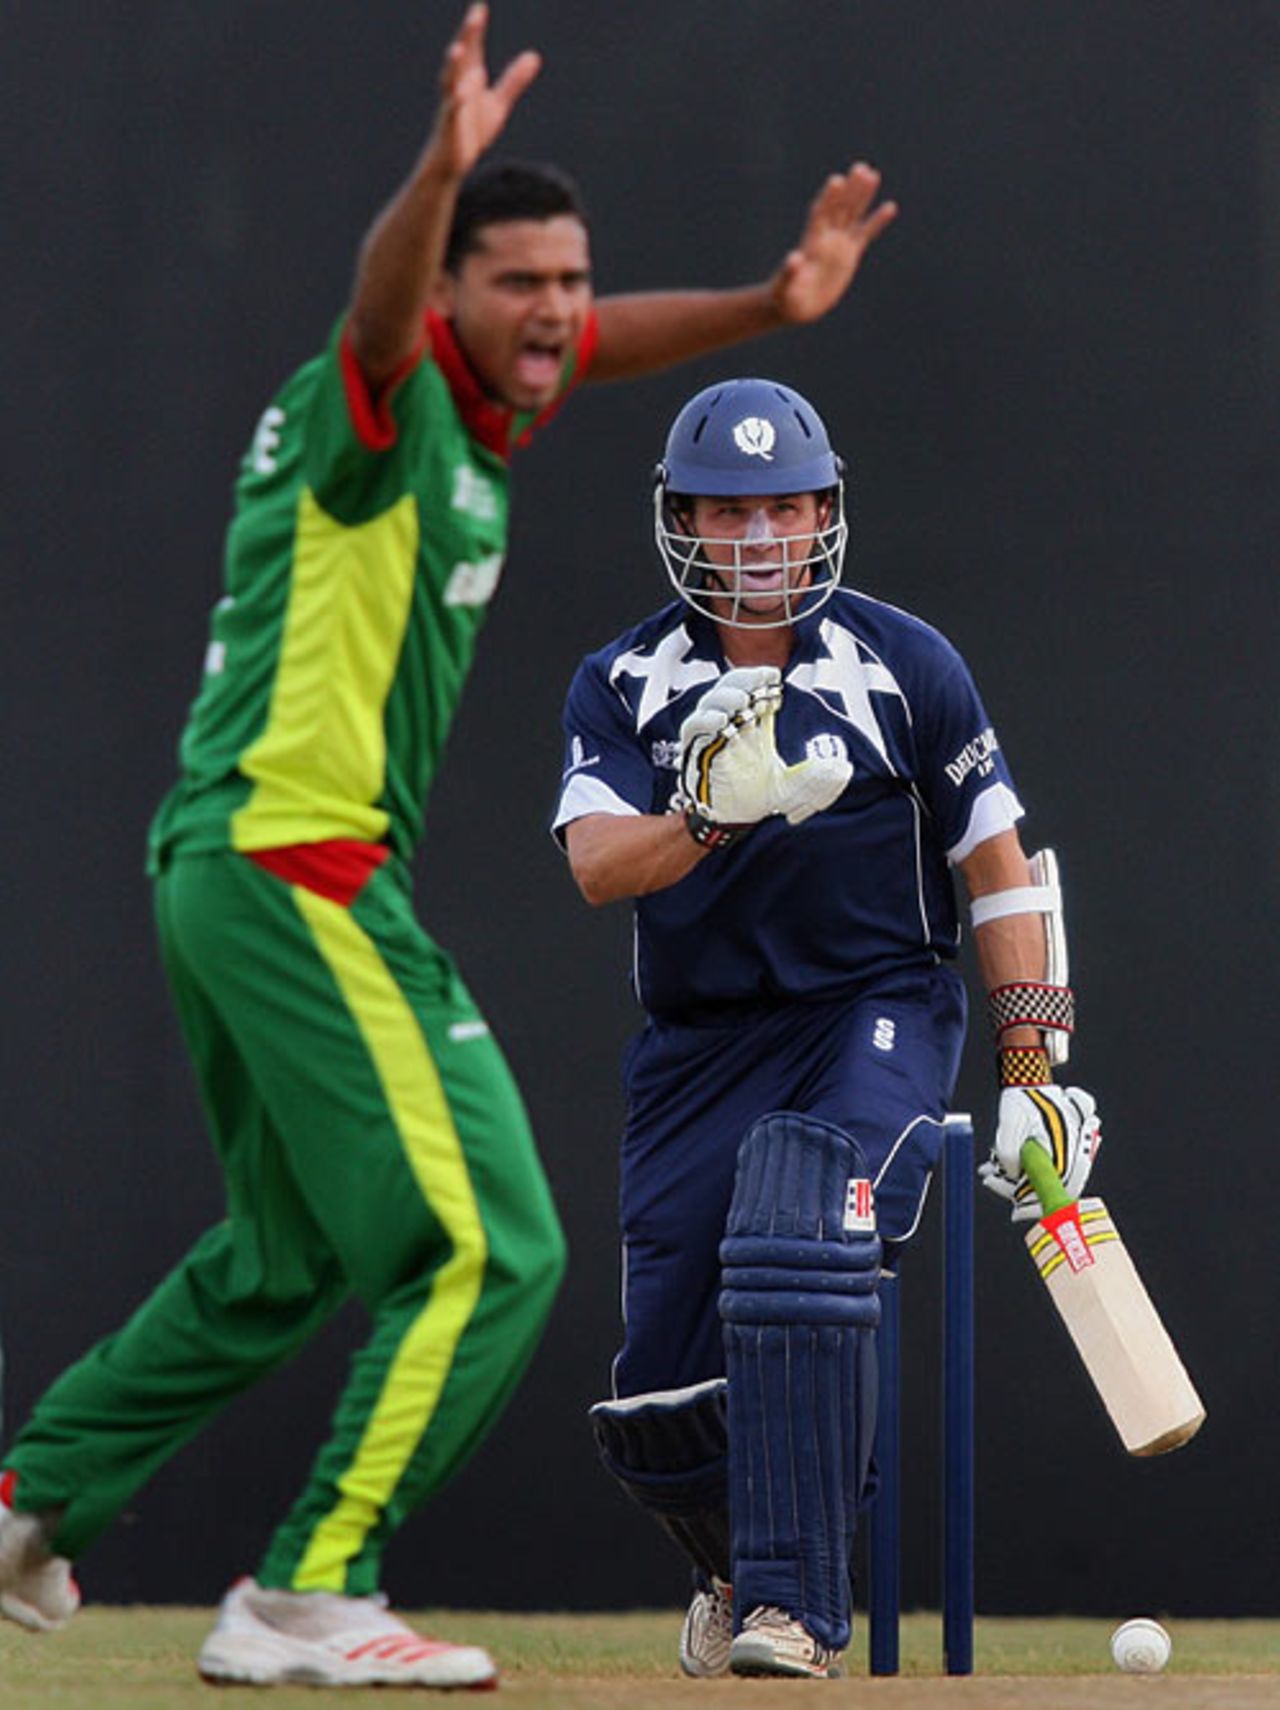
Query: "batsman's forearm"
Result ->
[[973, 912, 1047, 1049], [962, 830, 1046, 1048], [972, 910, 1046, 994], [347, 150, 460, 391], [589, 286, 783, 382], [566, 812, 707, 904]]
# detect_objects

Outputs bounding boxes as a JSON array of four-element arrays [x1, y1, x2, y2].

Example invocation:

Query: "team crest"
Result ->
[[733, 416, 776, 460], [805, 732, 849, 767]]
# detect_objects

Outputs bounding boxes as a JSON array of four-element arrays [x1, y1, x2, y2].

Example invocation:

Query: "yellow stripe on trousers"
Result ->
[[291, 887, 488, 1590]]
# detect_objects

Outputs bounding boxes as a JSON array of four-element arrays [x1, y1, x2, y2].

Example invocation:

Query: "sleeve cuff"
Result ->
[[946, 782, 1025, 865]]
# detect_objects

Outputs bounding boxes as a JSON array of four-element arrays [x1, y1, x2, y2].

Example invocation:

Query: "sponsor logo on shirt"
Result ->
[[451, 464, 499, 522], [650, 738, 682, 769], [443, 553, 504, 607], [249, 406, 286, 476], [202, 597, 236, 676], [945, 726, 999, 786], [447, 1020, 491, 1043]]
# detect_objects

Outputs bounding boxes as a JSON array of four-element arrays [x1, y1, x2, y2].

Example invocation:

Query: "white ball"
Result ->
[[1110, 1618, 1172, 1673]]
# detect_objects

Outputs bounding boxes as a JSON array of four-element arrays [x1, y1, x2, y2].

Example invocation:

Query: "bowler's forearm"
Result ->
[[347, 151, 460, 390], [589, 286, 783, 383]]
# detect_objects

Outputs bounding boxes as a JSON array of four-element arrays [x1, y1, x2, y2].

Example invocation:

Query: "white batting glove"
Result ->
[[677, 667, 783, 823], [677, 668, 851, 827], [773, 733, 854, 825], [979, 1085, 1102, 1223]]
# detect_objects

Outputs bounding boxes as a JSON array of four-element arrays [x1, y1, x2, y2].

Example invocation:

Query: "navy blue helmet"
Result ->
[[653, 378, 848, 628], [658, 377, 842, 496]]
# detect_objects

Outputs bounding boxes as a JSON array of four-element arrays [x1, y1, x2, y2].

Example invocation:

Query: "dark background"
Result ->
[[3, 2, 1277, 1620]]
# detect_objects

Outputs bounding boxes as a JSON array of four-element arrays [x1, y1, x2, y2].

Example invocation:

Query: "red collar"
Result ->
[[425, 310, 521, 460], [425, 308, 598, 461]]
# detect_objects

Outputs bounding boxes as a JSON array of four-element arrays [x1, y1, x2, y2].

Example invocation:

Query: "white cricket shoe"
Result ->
[[0, 1471, 81, 1632], [679, 1576, 733, 1677], [197, 1577, 498, 1689], [729, 1604, 844, 1679]]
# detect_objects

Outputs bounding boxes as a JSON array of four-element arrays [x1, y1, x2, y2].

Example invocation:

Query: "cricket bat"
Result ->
[[1020, 1142, 1205, 1456]]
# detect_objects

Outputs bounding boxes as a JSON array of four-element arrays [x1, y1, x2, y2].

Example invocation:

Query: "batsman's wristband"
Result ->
[[988, 980, 1075, 1044], [998, 1045, 1054, 1087], [681, 803, 744, 850]]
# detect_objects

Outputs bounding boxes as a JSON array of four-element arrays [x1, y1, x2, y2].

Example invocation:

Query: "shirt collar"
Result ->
[[425, 309, 518, 460]]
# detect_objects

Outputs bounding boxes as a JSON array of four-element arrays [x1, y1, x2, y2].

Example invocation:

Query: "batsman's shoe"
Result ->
[[196, 1578, 497, 1689], [729, 1605, 843, 1679], [0, 1471, 80, 1633], [679, 1576, 733, 1677]]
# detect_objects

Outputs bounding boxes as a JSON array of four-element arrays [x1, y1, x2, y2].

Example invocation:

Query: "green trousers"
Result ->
[[6, 851, 565, 1594]]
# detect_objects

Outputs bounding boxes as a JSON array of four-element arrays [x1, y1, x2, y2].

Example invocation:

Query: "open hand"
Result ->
[[432, 3, 542, 180], [770, 163, 898, 325]]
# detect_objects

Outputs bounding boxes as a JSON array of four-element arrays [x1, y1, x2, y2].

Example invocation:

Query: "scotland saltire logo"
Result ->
[[733, 417, 776, 460]]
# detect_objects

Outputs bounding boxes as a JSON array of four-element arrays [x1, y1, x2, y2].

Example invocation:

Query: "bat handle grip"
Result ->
[[1020, 1140, 1072, 1215]]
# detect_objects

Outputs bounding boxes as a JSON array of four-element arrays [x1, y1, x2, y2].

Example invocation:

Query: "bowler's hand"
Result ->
[[770, 163, 898, 324], [432, 3, 542, 180]]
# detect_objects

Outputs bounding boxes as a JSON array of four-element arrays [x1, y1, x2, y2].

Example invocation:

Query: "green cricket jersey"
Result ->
[[148, 310, 597, 869]]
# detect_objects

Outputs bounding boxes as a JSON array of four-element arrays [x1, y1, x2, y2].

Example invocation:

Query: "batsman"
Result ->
[[554, 377, 1103, 1677]]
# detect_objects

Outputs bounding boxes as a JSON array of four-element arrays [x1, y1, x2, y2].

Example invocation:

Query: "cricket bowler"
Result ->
[[0, 5, 897, 1688]]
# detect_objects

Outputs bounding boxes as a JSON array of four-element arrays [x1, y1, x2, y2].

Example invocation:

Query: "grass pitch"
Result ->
[[0, 1608, 1274, 1709]]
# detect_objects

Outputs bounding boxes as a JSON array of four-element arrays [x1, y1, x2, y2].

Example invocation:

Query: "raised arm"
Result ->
[[589, 162, 898, 383], [346, 3, 541, 392]]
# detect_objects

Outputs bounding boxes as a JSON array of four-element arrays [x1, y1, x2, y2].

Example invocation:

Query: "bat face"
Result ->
[[1026, 1195, 1205, 1456]]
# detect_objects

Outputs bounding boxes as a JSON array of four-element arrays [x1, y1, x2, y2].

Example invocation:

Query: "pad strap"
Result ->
[[969, 882, 1059, 927]]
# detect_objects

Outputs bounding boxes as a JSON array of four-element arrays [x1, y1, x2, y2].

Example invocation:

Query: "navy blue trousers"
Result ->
[[613, 966, 966, 1398]]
